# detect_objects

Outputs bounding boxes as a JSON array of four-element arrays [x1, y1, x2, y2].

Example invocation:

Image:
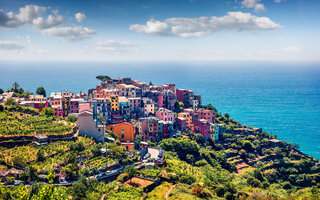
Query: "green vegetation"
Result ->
[[96, 75, 112, 82], [0, 107, 74, 136], [36, 86, 46, 97], [1, 101, 319, 200]]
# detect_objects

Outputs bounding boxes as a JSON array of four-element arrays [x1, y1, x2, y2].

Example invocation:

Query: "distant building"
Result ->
[[193, 119, 212, 139], [158, 120, 174, 140], [142, 97, 155, 116], [155, 108, 176, 122], [195, 109, 215, 123], [116, 84, 141, 97], [176, 117, 188, 133], [178, 112, 192, 129], [176, 89, 200, 108]]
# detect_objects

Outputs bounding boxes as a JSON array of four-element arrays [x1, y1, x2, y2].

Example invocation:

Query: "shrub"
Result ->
[[67, 115, 77, 123], [5, 98, 17, 106], [283, 181, 292, 190], [41, 107, 55, 117], [180, 175, 196, 185], [247, 177, 262, 188]]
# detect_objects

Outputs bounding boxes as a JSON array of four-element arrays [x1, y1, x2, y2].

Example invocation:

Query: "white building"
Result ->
[[77, 111, 105, 143]]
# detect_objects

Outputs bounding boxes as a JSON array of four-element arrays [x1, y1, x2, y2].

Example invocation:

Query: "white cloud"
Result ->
[[130, 18, 171, 36], [0, 5, 46, 28], [75, 12, 86, 22], [241, 0, 265, 12], [33, 12, 64, 29], [130, 12, 282, 38], [0, 40, 24, 52], [41, 26, 96, 42], [95, 40, 140, 52], [283, 46, 301, 52]]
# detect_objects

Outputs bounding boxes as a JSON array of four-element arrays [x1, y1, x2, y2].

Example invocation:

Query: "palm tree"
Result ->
[[12, 82, 20, 92]]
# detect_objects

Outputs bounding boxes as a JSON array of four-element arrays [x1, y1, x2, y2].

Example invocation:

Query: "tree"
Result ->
[[224, 113, 230, 119], [27, 165, 38, 183], [36, 87, 46, 97], [5, 98, 17, 106], [41, 107, 55, 117], [0, 88, 3, 94], [135, 135, 142, 149], [37, 149, 45, 162], [0, 105, 3, 112], [67, 115, 77, 123], [96, 75, 111, 82], [125, 166, 138, 184], [12, 82, 20, 92], [206, 104, 217, 112]]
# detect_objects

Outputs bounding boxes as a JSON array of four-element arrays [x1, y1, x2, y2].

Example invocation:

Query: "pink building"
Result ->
[[128, 97, 141, 110], [193, 119, 211, 138], [195, 109, 215, 123], [70, 99, 84, 114], [52, 106, 63, 117], [96, 80, 114, 93], [79, 103, 93, 113], [155, 108, 176, 122], [176, 117, 188, 132], [138, 117, 159, 142], [95, 89, 119, 98]]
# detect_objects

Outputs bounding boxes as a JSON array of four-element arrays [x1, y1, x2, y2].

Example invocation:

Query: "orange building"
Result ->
[[178, 112, 192, 129], [106, 122, 135, 150]]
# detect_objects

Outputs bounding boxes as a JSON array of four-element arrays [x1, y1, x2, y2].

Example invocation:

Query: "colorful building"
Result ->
[[158, 120, 174, 140], [155, 108, 176, 122], [142, 97, 154, 116], [176, 117, 188, 133], [77, 111, 105, 143], [106, 122, 135, 150], [95, 89, 119, 98], [138, 117, 159, 142], [195, 109, 215, 123], [110, 95, 119, 112], [193, 119, 212, 138], [116, 84, 142, 97], [128, 97, 141, 111], [178, 112, 192, 129]]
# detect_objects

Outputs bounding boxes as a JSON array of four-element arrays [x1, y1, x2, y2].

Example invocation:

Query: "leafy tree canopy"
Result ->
[[36, 87, 46, 97], [96, 75, 112, 82]]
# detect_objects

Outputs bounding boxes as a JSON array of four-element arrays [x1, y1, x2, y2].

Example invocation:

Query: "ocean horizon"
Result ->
[[1, 61, 320, 159]]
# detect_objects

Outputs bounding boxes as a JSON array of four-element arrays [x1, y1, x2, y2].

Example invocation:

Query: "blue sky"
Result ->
[[0, 0, 319, 61]]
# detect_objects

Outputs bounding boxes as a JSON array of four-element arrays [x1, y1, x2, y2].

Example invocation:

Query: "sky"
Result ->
[[0, 0, 319, 61]]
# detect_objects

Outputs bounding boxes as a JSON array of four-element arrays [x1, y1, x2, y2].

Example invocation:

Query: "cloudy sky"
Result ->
[[0, 0, 319, 61]]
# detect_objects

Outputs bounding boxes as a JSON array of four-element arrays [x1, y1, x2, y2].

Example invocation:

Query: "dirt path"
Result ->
[[165, 184, 175, 200]]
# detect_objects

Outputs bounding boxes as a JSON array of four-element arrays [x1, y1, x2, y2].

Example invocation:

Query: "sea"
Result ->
[[1, 61, 320, 159]]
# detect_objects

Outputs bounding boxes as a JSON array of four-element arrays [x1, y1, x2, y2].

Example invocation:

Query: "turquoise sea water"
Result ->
[[1, 61, 320, 159]]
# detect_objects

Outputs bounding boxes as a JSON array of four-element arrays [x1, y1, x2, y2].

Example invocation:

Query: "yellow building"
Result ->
[[178, 112, 192, 129], [110, 95, 119, 112]]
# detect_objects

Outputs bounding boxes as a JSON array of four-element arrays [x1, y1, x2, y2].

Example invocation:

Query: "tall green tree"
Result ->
[[12, 82, 20, 92], [0, 88, 4, 94], [36, 87, 46, 97]]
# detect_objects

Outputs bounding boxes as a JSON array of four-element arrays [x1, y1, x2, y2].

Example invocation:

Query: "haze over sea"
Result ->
[[1, 61, 320, 159]]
